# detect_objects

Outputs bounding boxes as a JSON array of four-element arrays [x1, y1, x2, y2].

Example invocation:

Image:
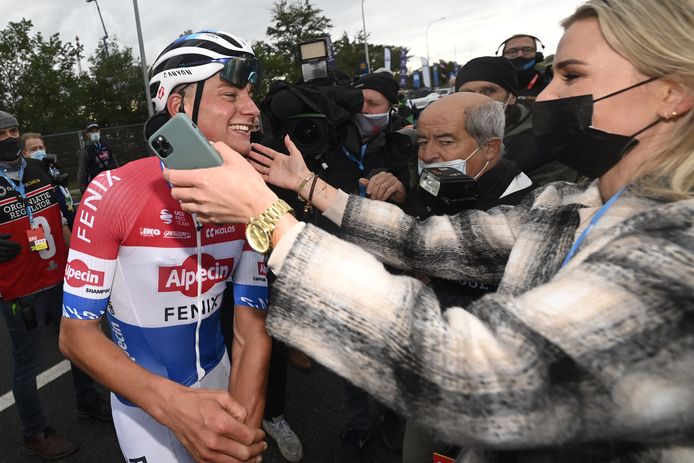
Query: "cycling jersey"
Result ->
[[62, 157, 269, 404], [0, 159, 67, 299]]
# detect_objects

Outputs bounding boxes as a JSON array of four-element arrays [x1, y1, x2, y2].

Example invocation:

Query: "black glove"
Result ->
[[0, 233, 21, 262]]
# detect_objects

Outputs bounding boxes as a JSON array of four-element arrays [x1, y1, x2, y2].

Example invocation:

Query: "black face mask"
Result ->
[[510, 56, 536, 72], [532, 77, 660, 179], [0, 137, 21, 163]]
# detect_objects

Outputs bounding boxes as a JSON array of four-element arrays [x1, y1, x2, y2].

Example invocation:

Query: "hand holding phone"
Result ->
[[148, 113, 223, 170]]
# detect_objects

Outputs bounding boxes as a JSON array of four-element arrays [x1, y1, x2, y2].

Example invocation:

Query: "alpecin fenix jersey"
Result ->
[[62, 157, 268, 405]]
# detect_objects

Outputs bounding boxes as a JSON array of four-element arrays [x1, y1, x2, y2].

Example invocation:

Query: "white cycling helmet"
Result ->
[[149, 30, 259, 114]]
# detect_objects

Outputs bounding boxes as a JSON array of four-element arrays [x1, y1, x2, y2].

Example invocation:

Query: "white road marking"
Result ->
[[0, 360, 71, 412]]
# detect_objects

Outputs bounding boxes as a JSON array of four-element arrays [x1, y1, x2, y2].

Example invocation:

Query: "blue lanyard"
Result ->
[[561, 188, 626, 268], [0, 158, 35, 227], [342, 144, 368, 196]]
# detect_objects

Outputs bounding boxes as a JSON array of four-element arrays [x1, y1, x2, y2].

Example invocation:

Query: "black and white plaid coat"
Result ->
[[267, 181, 694, 462]]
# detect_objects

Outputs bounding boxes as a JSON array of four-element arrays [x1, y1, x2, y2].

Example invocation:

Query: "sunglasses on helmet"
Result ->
[[214, 56, 260, 88]]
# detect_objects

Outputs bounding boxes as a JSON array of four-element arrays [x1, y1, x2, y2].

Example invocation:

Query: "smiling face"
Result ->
[[537, 18, 660, 136], [174, 74, 260, 155]]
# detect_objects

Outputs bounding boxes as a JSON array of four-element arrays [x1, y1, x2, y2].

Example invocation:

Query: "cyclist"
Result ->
[[60, 30, 269, 463]]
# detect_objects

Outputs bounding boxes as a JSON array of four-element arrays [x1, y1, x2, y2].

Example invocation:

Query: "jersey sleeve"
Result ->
[[63, 170, 125, 320], [230, 241, 269, 311]]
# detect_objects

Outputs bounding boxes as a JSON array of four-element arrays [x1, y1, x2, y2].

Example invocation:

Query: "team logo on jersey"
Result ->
[[139, 227, 161, 237], [158, 254, 234, 297], [257, 262, 268, 276], [160, 209, 173, 225], [163, 230, 192, 239], [65, 259, 105, 288], [205, 225, 236, 239]]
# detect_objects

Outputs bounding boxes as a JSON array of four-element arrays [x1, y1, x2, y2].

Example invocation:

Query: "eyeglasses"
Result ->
[[216, 56, 260, 89], [503, 47, 536, 57]]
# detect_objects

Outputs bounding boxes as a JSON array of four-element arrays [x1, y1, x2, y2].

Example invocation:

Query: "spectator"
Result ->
[[59, 30, 268, 463], [77, 121, 118, 193], [20, 132, 77, 228], [400, 92, 533, 461], [0, 110, 109, 461], [496, 34, 550, 99], [455, 56, 578, 186], [165, 0, 694, 461]]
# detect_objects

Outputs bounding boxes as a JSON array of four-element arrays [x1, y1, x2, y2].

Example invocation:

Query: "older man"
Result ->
[[405, 92, 533, 216], [390, 91, 535, 463]]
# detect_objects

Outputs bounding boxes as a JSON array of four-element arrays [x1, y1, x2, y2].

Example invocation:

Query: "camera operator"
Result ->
[[77, 121, 118, 194], [20, 132, 76, 229], [0, 111, 109, 460]]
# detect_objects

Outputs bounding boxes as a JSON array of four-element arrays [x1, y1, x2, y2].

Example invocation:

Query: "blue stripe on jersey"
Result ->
[[233, 283, 268, 311], [107, 310, 226, 406], [63, 293, 110, 320]]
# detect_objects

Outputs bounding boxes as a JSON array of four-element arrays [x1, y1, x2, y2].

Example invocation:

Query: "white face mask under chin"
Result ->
[[418, 145, 484, 176]]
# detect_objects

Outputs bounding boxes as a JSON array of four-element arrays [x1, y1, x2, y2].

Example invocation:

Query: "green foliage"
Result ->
[[0, 19, 148, 133], [84, 39, 149, 125], [265, 0, 333, 82], [0, 19, 84, 132]]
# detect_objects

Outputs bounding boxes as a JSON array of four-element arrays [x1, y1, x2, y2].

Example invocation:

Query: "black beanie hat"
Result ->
[[455, 56, 519, 96], [354, 72, 399, 105]]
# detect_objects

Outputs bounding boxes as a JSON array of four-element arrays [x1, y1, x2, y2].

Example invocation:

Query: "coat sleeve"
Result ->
[[266, 204, 694, 449], [337, 194, 528, 285]]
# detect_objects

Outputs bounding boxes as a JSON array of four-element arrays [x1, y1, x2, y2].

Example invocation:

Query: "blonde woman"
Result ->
[[165, 0, 693, 461]]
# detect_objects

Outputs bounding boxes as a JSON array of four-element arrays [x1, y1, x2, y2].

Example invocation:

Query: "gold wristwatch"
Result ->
[[245, 199, 294, 254]]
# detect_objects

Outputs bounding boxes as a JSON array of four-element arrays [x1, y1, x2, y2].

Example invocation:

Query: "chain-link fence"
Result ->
[[42, 123, 149, 198]]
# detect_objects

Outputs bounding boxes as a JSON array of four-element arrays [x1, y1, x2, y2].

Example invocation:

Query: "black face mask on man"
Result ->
[[532, 77, 660, 179], [0, 137, 21, 163]]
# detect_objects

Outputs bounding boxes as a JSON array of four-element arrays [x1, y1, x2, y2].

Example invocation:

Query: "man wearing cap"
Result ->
[[0, 110, 110, 460], [327, 71, 411, 462], [456, 56, 577, 186], [77, 122, 118, 193]]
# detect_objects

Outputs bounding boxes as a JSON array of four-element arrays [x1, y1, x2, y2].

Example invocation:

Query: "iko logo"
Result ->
[[160, 209, 173, 225], [139, 227, 161, 237], [158, 254, 234, 297], [65, 260, 105, 288]]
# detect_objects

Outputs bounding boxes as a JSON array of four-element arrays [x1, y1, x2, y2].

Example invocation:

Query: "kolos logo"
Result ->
[[158, 254, 234, 297], [65, 260, 105, 288]]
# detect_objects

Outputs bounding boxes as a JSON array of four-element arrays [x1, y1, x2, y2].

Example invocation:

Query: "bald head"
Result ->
[[420, 92, 494, 127], [417, 92, 505, 178]]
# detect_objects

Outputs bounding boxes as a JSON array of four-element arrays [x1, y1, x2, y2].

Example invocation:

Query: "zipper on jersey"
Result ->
[[193, 214, 205, 381]]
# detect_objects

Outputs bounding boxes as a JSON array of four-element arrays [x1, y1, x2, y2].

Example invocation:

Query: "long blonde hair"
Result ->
[[563, 0, 694, 200]]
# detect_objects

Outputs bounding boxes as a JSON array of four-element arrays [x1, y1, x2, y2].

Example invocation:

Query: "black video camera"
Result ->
[[260, 80, 363, 169], [418, 166, 478, 215]]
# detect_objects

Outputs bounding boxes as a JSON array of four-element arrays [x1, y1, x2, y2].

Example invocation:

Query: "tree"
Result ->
[[266, 0, 333, 82], [0, 19, 84, 132], [83, 39, 150, 126]]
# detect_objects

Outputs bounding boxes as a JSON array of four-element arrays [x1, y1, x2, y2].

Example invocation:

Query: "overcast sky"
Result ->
[[2, 0, 583, 72]]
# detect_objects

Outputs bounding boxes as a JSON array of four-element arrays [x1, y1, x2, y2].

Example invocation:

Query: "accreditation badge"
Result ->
[[26, 226, 48, 252]]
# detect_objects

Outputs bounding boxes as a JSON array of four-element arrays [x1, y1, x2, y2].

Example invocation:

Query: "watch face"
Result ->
[[246, 222, 271, 254]]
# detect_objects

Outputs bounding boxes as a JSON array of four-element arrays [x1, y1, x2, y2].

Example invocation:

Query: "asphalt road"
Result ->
[[0, 317, 402, 463]]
